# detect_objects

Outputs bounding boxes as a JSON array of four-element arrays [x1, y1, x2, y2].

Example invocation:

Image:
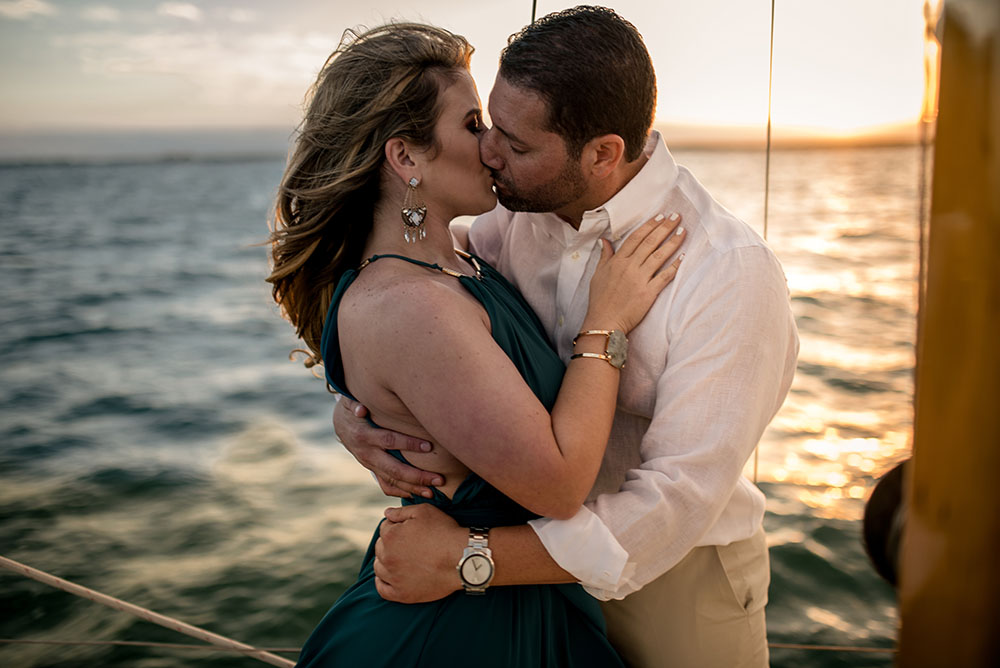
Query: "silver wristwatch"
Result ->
[[457, 527, 494, 594]]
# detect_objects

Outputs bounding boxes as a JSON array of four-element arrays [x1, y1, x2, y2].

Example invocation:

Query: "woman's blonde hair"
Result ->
[[267, 23, 473, 361]]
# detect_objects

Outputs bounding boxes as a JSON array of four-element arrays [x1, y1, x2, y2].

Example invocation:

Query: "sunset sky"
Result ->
[[0, 0, 931, 143]]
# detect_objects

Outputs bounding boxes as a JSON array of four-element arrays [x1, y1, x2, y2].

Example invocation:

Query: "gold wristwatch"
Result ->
[[571, 329, 628, 369], [457, 527, 494, 594]]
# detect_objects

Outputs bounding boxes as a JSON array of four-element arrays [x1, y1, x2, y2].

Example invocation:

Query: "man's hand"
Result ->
[[333, 397, 444, 499], [374, 504, 466, 603]]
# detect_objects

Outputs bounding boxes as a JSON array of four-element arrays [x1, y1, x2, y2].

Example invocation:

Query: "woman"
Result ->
[[267, 23, 683, 667]]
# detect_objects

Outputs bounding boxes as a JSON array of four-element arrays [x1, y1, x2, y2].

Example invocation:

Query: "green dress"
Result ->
[[297, 252, 623, 668]]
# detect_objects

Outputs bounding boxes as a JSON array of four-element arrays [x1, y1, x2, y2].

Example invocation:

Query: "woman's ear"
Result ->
[[384, 137, 419, 183]]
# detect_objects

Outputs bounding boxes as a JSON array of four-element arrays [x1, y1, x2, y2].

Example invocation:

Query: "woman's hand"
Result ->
[[585, 212, 685, 334]]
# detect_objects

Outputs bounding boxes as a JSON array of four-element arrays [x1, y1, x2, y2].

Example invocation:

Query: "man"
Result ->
[[334, 6, 798, 667]]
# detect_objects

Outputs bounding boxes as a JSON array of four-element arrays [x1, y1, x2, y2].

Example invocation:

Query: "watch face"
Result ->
[[460, 554, 493, 586]]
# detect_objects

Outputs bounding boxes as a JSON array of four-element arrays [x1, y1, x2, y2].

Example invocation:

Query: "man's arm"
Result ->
[[333, 396, 444, 499], [531, 244, 798, 599]]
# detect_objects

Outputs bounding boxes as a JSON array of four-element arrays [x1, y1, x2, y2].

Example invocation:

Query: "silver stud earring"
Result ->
[[401, 177, 427, 243]]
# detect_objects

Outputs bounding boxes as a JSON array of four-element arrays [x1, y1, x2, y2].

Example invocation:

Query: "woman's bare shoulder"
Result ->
[[339, 263, 485, 344]]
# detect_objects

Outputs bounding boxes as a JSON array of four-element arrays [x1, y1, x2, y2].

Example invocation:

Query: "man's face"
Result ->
[[479, 75, 587, 215]]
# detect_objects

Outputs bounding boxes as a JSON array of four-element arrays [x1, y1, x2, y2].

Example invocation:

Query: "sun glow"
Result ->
[[649, 0, 930, 145], [0, 0, 935, 144]]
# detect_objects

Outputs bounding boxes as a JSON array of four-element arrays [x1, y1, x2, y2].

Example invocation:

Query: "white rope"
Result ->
[[0, 555, 296, 668], [0, 638, 298, 653]]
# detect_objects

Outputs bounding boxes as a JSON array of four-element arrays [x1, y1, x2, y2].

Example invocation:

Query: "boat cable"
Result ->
[[0, 555, 296, 667], [752, 0, 776, 486], [1, 554, 898, 658]]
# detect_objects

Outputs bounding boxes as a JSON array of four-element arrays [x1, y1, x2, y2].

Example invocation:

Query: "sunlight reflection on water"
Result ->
[[0, 146, 919, 665]]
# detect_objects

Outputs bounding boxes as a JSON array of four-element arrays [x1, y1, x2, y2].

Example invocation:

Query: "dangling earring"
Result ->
[[401, 177, 427, 243]]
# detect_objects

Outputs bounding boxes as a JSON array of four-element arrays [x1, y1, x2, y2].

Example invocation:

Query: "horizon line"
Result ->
[[0, 120, 926, 164]]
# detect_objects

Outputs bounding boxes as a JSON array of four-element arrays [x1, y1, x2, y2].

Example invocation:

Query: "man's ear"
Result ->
[[582, 134, 626, 179], [384, 137, 420, 183]]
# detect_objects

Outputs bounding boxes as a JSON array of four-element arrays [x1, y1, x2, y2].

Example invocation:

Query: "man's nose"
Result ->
[[479, 128, 503, 170]]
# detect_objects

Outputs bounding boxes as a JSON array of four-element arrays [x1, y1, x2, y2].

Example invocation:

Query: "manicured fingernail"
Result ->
[[431, 477, 444, 486], [679, 252, 686, 261], [668, 212, 680, 222], [422, 489, 434, 498], [675, 226, 684, 236], [420, 441, 432, 452], [654, 213, 665, 222], [353, 405, 364, 416]]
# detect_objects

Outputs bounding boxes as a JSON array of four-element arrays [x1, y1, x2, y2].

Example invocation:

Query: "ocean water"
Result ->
[[0, 144, 918, 667]]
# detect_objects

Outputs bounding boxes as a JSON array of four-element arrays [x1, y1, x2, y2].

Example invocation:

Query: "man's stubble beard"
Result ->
[[492, 158, 588, 214]]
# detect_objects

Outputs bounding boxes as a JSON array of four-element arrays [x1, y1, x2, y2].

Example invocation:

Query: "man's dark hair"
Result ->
[[499, 5, 656, 162]]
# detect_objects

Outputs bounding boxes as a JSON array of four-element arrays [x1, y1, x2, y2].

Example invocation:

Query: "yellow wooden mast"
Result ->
[[899, 0, 1000, 664]]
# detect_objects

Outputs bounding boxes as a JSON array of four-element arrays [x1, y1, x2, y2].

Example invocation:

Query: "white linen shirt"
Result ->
[[469, 131, 799, 600]]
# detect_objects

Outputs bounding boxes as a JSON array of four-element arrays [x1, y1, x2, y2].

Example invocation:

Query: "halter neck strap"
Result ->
[[357, 250, 482, 279]]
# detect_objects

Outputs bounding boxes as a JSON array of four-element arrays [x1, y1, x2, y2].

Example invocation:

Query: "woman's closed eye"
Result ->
[[467, 114, 485, 135]]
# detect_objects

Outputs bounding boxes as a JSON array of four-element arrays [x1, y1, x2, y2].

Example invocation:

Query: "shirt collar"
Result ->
[[576, 130, 680, 242], [520, 131, 680, 246]]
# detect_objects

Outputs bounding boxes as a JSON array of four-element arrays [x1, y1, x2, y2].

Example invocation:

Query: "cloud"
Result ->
[[225, 9, 255, 24], [54, 27, 337, 115], [82, 5, 121, 23], [157, 2, 202, 22], [0, 0, 56, 19]]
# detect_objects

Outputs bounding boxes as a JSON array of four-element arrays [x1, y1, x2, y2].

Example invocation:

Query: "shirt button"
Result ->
[[557, 314, 565, 327], [571, 251, 580, 261]]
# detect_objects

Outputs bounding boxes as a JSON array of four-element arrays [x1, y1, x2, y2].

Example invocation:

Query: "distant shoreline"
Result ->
[[0, 152, 287, 169], [0, 123, 925, 167]]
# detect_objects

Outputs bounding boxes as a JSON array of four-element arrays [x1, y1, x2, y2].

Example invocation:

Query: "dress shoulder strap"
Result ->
[[358, 252, 482, 279]]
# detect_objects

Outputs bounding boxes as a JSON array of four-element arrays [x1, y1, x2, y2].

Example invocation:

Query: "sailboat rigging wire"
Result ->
[[763, 0, 775, 243], [0, 555, 296, 668], [753, 0, 777, 486]]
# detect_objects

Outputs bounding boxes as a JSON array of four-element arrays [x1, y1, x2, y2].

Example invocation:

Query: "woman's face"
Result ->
[[418, 69, 496, 220]]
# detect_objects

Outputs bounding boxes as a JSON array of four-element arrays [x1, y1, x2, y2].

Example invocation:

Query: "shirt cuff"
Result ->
[[528, 505, 632, 599]]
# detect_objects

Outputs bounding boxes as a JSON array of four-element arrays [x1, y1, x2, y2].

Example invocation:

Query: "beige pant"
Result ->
[[600, 528, 769, 668]]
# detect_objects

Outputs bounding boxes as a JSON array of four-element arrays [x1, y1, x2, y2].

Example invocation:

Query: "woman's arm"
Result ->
[[345, 214, 684, 519]]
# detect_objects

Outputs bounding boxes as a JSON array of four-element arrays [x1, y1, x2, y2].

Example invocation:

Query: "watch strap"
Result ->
[[458, 527, 494, 594], [468, 527, 489, 548]]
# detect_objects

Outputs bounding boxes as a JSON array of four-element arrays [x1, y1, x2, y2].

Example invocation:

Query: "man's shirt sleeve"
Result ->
[[530, 245, 798, 600]]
